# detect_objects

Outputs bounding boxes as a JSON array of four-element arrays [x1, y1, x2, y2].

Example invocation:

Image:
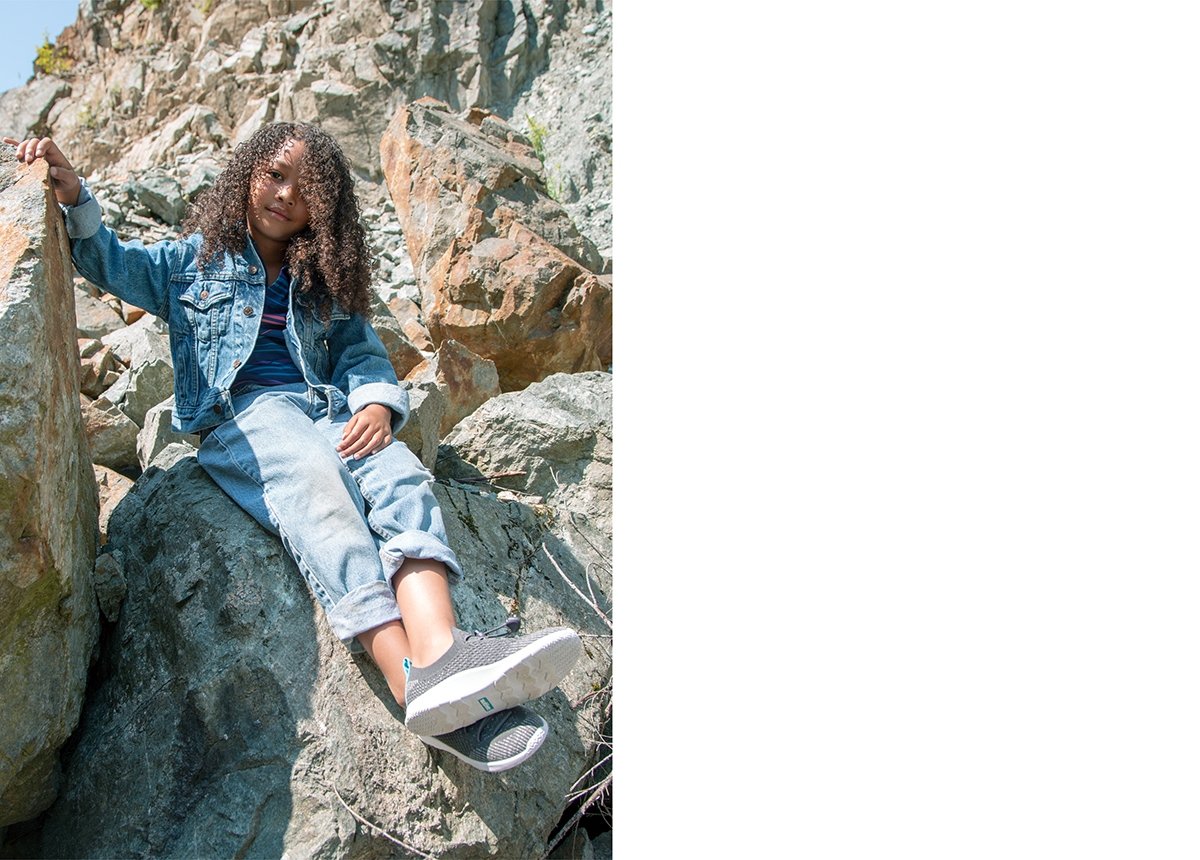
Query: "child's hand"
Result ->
[[2, 136, 82, 206], [337, 403, 394, 460]]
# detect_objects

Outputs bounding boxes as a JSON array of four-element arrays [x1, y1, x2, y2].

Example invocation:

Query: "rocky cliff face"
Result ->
[[0, 0, 611, 258], [0, 0, 612, 856], [0, 159, 99, 827]]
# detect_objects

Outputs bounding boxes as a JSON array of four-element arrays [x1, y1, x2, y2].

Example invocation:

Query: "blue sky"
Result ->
[[0, 0, 81, 94]]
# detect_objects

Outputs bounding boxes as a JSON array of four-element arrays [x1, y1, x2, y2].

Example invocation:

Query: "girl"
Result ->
[[6, 123, 582, 774]]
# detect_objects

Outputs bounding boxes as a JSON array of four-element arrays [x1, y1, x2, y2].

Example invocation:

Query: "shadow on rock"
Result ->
[[40, 454, 316, 858]]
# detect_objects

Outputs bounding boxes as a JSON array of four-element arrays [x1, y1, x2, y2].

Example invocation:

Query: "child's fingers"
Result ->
[[7, 137, 69, 167], [347, 430, 391, 459], [337, 415, 366, 448], [338, 417, 390, 460]]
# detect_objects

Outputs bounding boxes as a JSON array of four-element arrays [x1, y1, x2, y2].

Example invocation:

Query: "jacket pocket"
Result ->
[[178, 280, 236, 342]]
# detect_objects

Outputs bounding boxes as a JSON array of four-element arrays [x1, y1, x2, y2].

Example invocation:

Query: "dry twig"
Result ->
[[541, 543, 612, 630], [542, 773, 613, 859], [331, 785, 437, 860]]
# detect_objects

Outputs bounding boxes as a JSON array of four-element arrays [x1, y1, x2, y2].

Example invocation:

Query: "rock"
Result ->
[[394, 382, 446, 470], [93, 464, 134, 547], [122, 106, 228, 173], [440, 371, 613, 538], [386, 294, 434, 351], [122, 301, 146, 325], [100, 315, 174, 427], [78, 343, 119, 398], [100, 312, 169, 367], [80, 393, 140, 473], [427, 230, 612, 391], [381, 99, 603, 282], [126, 168, 186, 225], [381, 100, 611, 390], [136, 397, 200, 470], [101, 362, 173, 428], [405, 338, 501, 437], [0, 156, 99, 827], [74, 289, 126, 339], [0, 76, 70, 140], [92, 549, 126, 622], [42, 450, 611, 858], [368, 291, 425, 381]]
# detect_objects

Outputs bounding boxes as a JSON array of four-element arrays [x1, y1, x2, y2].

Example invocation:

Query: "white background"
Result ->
[[618, 2, 1200, 856]]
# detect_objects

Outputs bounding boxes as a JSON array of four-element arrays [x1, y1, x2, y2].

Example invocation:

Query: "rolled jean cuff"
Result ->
[[379, 530, 464, 585], [326, 581, 403, 652]]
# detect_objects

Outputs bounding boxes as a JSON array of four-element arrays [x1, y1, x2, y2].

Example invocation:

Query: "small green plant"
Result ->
[[139, 0, 163, 10], [545, 170, 563, 202], [526, 114, 548, 162], [78, 105, 97, 130], [195, 0, 215, 14], [34, 37, 71, 76]]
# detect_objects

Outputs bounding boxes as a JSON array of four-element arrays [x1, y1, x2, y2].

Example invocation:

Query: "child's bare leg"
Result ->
[[357, 557, 455, 706], [360, 554, 580, 745]]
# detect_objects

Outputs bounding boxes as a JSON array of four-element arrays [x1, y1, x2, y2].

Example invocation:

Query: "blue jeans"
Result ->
[[197, 383, 463, 651]]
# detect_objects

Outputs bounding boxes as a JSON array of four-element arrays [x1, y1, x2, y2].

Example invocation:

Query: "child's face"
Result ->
[[246, 138, 311, 250]]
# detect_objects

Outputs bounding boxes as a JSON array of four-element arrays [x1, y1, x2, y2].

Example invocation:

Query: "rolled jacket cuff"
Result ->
[[62, 179, 101, 240], [347, 381, 410, 434], [379, 530, 463, 585]]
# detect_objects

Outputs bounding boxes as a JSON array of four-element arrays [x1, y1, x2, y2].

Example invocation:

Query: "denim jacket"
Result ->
[[63, 180, 410, 435]]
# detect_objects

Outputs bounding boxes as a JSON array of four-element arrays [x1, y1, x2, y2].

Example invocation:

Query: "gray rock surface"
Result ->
[[42, 449, 611, 858], [136, 396, 199, 470], [441, 371, 614, 539], [0, 75, 70, 140], [0, 157, 99, 827], [80, 393, 139, 473], [73, 289, 125, 339], [93, 463, 134, 547], [99, 356, 173, 429], [394, 382, 446, 470]]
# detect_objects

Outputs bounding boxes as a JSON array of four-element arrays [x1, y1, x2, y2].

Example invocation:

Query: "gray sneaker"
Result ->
[[403, 619, 582, 737], [419, 705, 549, 773]]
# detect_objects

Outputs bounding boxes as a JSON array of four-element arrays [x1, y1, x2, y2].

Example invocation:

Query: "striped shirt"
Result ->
[[232, 267, 305, 389]]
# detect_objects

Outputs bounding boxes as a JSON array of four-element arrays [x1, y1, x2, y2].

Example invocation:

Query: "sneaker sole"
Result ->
[[405, 629, 582, 737], [419, 721, 549, 773]]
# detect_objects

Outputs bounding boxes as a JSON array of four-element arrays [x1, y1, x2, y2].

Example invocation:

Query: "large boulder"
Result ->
[[440, 371, 614, 539], [40, 427, 612, 856], [381, 99, 612, 391], [0, 156, 100, 826]]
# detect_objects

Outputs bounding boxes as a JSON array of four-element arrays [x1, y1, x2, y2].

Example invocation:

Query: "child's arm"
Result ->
[[326, 315, 411, 448], [4, 136, 178, 319]]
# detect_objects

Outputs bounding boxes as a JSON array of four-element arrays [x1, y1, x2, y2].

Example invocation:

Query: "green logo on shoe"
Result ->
[[478, 697, 494, 712]]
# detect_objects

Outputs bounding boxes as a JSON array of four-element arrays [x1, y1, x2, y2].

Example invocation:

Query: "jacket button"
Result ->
[[212, 404, 222, 413], [200, 290, 209, 300], [244, 306, 254, 316], [233, 359, 241, 368], [249, 265, 258, 275]]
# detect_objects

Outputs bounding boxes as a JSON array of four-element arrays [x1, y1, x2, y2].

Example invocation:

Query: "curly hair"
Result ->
[[181, 121, 374, 319]]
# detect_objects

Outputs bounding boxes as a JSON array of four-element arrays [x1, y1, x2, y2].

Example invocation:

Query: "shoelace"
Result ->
[[405, 617, 523, 679], [472, 616, 521, 639]]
